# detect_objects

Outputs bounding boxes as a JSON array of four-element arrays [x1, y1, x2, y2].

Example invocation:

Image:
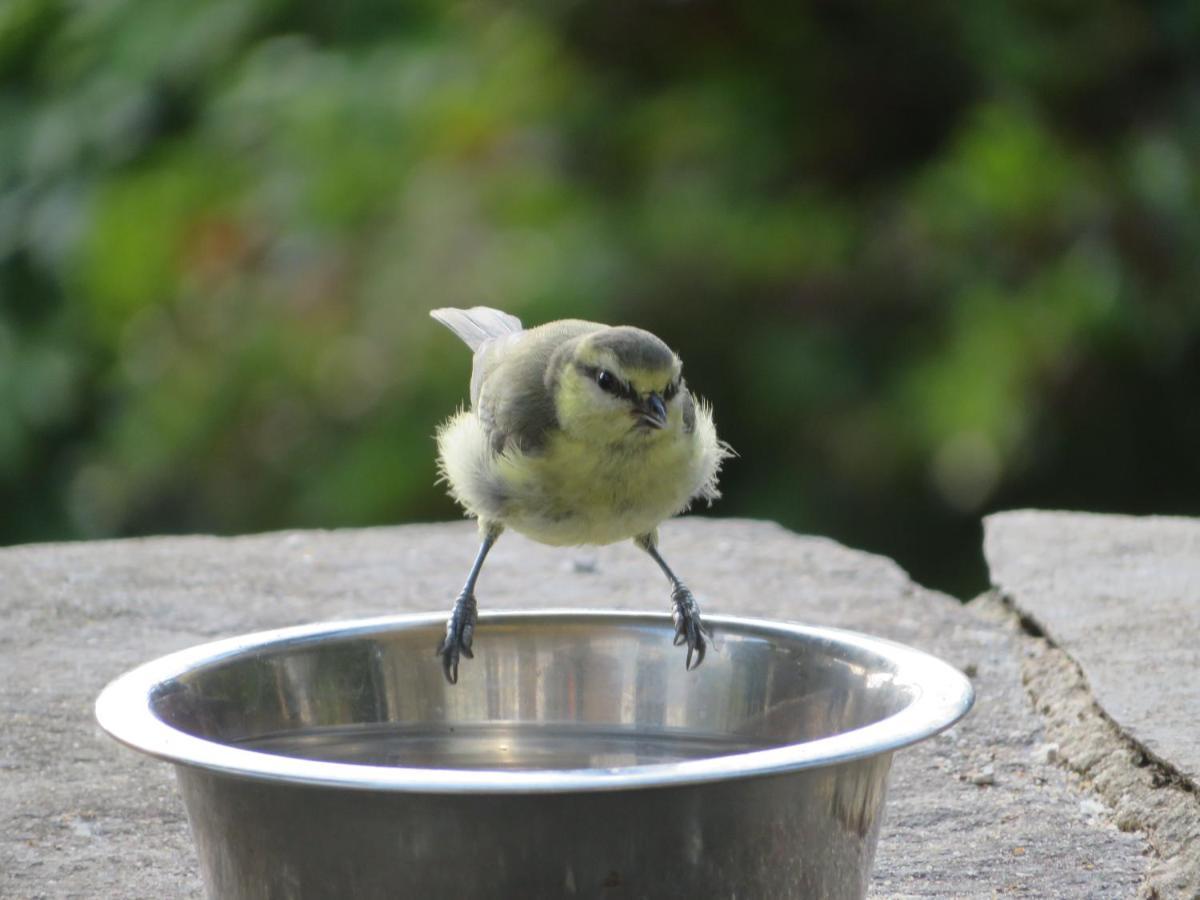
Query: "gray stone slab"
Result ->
[[984, 510, 1200, 783], [2, 518, 1147, 897], [971, 592, 1200, 898]]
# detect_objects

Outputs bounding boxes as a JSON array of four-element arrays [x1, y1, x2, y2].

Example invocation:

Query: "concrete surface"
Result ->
[[985, 511, 1200, 782], [2, 518, 1150, 897], [985, 510, 1200, 898]]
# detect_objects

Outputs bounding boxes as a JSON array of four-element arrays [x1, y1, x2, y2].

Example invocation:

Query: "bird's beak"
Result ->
[[636, 393, 668, 429]]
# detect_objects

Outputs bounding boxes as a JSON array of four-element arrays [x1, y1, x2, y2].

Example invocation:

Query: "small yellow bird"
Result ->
[[431, 306, 732, 683]]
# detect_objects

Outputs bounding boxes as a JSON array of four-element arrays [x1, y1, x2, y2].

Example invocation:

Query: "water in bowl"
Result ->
[[238, 722, 773, 770]]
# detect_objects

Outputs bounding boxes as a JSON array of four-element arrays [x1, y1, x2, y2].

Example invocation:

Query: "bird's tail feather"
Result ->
[[430, 306, 523, 351]]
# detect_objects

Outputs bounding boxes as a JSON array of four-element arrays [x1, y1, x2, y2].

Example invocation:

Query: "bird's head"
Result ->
[[553, 326, 688, 442]]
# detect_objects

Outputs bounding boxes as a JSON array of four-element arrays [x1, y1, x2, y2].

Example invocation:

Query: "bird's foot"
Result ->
[[670, 583, 710, 671], [437, 591, 478, 685]]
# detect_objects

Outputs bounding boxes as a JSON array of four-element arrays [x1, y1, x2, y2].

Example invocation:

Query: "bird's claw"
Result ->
[[670, 584, 710, 671], [437, 591, 478, 685]]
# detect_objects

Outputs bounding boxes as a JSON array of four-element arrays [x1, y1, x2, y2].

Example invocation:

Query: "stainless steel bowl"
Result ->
[[96, 611, 973, 899]]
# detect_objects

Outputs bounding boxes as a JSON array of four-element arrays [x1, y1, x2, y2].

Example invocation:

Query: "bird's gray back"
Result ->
[[472, 319, 604, 453]]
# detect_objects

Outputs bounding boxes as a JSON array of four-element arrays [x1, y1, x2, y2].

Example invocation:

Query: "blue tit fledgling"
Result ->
[[431, 306, 733, 683]]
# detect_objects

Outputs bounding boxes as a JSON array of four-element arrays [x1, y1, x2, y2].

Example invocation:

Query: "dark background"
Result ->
[[3, 0, 1198, 597]]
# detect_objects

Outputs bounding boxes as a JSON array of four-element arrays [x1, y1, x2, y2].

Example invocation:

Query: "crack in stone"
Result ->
[[980, 591, 1200, 899]]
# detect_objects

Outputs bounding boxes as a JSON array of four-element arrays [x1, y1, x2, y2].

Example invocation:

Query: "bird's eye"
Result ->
[[596, 370, 619, 393], [663, 381, 678, 401]]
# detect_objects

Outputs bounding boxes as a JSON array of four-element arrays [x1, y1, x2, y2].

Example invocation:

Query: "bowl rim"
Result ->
[[95, 610, 974, 794]]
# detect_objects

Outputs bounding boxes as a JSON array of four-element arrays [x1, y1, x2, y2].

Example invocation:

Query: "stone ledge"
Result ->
[[984, 510, 1200, 899], [976, 593, 1198, 899], [984, 510, 1200, 783], [0, 518, 1149, 897]]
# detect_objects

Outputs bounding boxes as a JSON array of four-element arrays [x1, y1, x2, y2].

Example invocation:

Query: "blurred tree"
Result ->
[[2, 0, 1198, 596]]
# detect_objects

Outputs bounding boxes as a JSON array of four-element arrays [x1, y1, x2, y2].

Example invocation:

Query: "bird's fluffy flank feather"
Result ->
[[431, 307, 523, 352], [688, 395, 735, 507]]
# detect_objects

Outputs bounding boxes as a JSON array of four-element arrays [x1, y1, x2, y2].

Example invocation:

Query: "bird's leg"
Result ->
[[635, 532, 710, 670], [438, 524, 501, 684]]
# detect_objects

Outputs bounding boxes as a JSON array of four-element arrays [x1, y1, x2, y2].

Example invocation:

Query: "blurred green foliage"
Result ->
[[3, 0, 1199, 596]]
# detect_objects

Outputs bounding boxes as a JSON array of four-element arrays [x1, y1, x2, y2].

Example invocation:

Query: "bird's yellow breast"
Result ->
[[495, 425, 703, 546]]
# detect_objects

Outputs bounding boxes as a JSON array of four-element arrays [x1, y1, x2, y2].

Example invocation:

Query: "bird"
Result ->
[[430, 306, 732, 684]]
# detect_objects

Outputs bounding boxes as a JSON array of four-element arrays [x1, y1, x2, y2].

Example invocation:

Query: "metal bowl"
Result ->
[[96, 611, 973, 899]]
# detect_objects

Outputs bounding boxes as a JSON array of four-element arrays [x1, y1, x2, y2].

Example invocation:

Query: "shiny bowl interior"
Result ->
[[96, 610, 973, 793]]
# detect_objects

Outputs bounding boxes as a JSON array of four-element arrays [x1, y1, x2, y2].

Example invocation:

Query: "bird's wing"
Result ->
[[473, 320, 603, 454], [430, 307, 523, 352]]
